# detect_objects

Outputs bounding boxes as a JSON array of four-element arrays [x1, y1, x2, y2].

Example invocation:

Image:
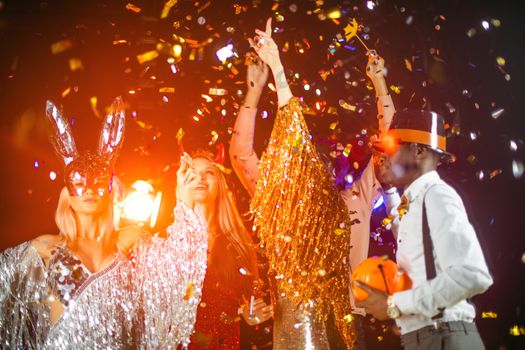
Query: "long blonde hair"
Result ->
[[55, 181, 121, 243], [193, 153, 259, 282]]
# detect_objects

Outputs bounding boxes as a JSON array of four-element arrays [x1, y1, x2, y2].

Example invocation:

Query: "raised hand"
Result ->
[[176, 152, 197, 208], [246, 55, 270, 91], [366, 50, 388, 96], [248, 18, 281, 70], [240, 297, 273, 326]]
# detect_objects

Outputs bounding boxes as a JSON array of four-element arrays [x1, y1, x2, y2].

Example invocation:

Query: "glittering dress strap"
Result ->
[[132, 201, 208, 349], [0, 241, 51, 349]]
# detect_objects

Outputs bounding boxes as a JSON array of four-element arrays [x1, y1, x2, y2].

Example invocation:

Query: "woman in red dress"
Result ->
[[180, 151, 273, 349]]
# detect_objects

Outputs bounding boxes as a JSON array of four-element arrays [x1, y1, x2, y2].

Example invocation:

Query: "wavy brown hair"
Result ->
[[191, 151, 259, 294]]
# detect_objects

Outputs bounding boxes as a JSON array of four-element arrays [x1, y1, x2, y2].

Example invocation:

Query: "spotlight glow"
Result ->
[[122, 180, 162, 227]]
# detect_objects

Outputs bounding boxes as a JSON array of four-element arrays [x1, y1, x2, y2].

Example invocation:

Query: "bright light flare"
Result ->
[[122, 180, 162, 227], [216, 44, 234, 62]]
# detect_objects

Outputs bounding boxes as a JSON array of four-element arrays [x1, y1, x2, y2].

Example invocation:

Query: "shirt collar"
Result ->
[[403, 171, 440, 202]]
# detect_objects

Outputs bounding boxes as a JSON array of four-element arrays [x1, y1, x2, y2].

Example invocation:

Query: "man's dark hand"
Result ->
[[355, 281, 390, 321]]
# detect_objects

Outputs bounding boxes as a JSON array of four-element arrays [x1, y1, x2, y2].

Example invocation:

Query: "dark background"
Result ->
[[0, 0, 524, 349]]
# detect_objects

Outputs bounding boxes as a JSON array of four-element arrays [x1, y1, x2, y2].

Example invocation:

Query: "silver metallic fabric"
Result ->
[[0, 202, 208, 349]]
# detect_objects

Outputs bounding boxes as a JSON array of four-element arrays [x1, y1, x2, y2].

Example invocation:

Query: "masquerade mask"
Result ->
[[46, 97, 126, 197]]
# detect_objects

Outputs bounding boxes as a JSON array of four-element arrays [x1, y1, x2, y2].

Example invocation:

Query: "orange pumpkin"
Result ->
[[351, 256, 412, 301]]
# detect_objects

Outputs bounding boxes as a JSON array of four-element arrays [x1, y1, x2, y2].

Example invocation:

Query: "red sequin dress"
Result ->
[[189, 266, 241, 349], [189, 234, 253, 350]]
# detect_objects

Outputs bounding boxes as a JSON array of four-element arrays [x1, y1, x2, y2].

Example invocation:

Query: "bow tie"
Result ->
[[397, 194, 410, 220]]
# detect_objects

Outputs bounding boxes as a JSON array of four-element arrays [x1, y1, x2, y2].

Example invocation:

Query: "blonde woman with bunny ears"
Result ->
[[0, 97, 208, 349]]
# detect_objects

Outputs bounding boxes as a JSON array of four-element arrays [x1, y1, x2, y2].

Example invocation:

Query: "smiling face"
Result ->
[[191, 157, 219, 207]]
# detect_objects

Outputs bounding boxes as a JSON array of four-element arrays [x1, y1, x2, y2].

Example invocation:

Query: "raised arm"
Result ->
[[354, 51, 397, 207], [229, 59, 268, 197], [132, 154, 208, 348], [248, 18, 293, 107], [345, 52, 397, 271], [368, 50, 395, 133]]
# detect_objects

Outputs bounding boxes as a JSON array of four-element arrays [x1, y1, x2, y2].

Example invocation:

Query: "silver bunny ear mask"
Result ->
[[45, 97, 126, 197]]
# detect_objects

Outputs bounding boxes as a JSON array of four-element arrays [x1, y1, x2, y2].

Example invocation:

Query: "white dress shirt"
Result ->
[[384, 171, 493, 334]]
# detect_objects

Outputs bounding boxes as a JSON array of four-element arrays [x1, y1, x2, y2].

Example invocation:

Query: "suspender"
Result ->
[[422, 194, 445, 319]]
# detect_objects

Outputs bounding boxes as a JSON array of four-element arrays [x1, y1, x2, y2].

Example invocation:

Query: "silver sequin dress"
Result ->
[[0, 202, 208, 349]]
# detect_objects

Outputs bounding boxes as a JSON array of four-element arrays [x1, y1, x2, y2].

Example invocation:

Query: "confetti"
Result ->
[[68, 58, 84, 71], [491, 107, 504, 119], [208, 88, 227, 96], [216, 44, 234, 62], [50, 39, 73, 55], [512, 160, 524, 179], [126, 3, 142, 13], [136, 50, 159, 64]]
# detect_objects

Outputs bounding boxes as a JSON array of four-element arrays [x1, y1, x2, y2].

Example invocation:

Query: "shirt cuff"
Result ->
[[393, 289, 417, 315], [383, 190, 401, 214]]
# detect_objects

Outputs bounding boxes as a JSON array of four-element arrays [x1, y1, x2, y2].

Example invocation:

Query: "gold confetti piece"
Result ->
[[160, 0, 178, 18], [172, 44, 183, 57], [496, 56, 506, 66], [68, 58, 84, 71], [136, 120, 153, 130], [390, 85, 401, 94], [90, 96, 99, 118], [344, 19, 358, 41], [159, 87, 175, 93], [113, 39, 128, 45], [208, 88, 227, 96], [210, 130, 219, 144], [229, 65, 239, 75], [183, 283, 195, 301], [344, 18, 370, 51], [136, 50, 159, 64], [51, 39, 73, 55], [317, 269, 327, 276], [339, 99, 356, 111], [329, 121, 339, 130], [335, 228, 346, 236], [61, 87, 71, 98], [327, 9, 342, 19], [481, 311, 498, 318], [176, 128, 184, 142], [126, 3, 142, 13], [491, 18, 501, 27], [343, 314, 354, 323], [509, 324, 525, 336], [466, 155, 477, 165], [404, 58, 413, 72], [343, 144, 352, 157]]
